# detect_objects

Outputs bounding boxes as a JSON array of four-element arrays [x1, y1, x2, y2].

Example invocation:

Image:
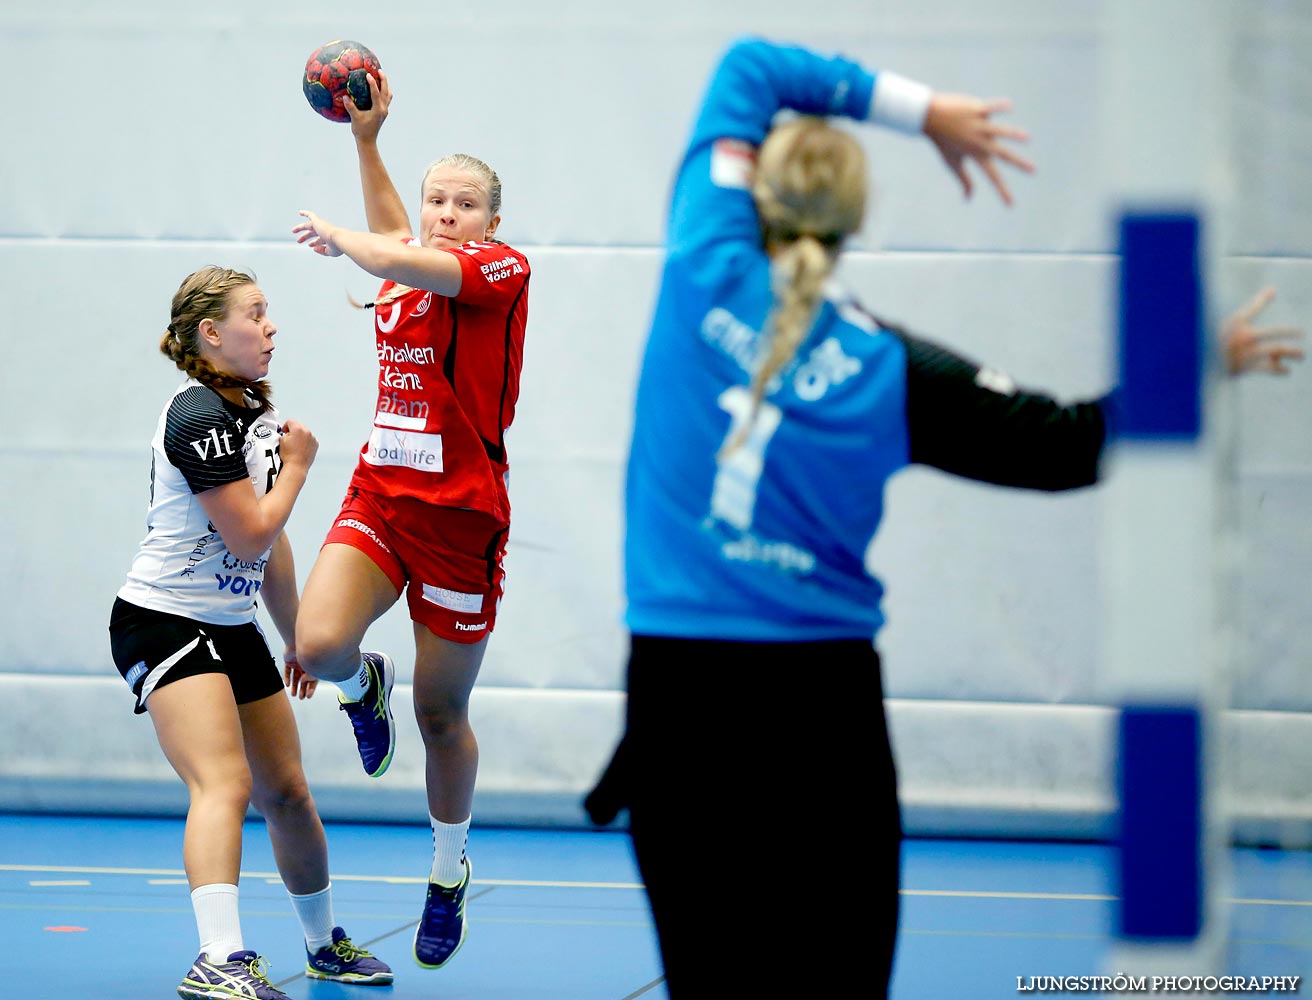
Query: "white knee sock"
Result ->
[[429, 815, 471, 886], [335, 655, 371, 702], [191, 883, 243, 962], [288, 883, 335, 951]]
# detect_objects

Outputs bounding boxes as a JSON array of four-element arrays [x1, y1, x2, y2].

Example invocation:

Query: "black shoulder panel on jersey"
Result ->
[[881, 323, 1109, 492], [162, 386, 254, 495]]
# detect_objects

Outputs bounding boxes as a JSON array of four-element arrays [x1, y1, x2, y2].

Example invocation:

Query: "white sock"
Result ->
[[288, 883, 335, 952], [429, 815, 471, 886], [191, 883, 243, 962], [335, 656, 371, 702]]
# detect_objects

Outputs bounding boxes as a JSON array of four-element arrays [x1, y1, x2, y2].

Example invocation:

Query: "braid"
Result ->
[[159, 325, 185, 365], [754, 235, 832, 407], [722, 236, 833, 458], [718, 115, 866, 460], [350, 284, 416, 311]]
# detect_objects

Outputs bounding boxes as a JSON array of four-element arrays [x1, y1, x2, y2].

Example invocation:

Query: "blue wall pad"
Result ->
[[1116, 213, 1202, 440], [1116, 705, 1202, 939]]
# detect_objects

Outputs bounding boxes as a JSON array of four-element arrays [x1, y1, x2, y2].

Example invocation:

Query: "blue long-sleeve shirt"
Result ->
[[624, 37, 1107, 642]]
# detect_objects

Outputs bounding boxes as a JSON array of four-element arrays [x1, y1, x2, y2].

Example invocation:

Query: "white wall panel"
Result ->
[[2, 247, 1307, 704], [1, 0, 1308, 838], [1227, 259, 1312, 473], [1225, 709, 1312, 848], [4, 676, 1307, 845], [4, 0, 1111, 253], [852, 252, 1113, 703], [1230, 2, 1312, 257], [1233, 476, 1312, 713]]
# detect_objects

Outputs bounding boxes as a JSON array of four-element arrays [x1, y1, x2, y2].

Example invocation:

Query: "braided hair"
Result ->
[[722, 116, 867, 457]]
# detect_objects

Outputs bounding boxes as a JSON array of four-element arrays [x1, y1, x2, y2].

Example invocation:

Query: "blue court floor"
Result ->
[[2, 814, 1308, 998]]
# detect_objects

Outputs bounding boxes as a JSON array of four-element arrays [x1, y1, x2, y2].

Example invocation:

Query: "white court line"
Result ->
[[2, 864, 187, 876], [902, 889, 1115, 901], [1, 865, 1307, 906], [904, 928, 1106, 940], [0, 901, 651, 927], [28, 879, 90, 887], [902, 888, 1312, 907], [0, 864, 642, 890]]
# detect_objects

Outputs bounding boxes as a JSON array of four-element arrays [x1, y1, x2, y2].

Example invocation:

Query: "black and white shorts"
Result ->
[[108, 597, 283, 715]]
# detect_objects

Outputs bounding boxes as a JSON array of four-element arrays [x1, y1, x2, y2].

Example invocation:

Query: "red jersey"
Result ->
[[351, 239, 530, 523]]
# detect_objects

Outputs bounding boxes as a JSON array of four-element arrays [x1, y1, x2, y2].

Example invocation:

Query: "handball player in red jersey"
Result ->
[[292, 69, 528, 972]]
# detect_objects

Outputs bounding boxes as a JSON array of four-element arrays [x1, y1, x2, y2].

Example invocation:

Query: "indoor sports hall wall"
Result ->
[[2, 0, 1308, 843]]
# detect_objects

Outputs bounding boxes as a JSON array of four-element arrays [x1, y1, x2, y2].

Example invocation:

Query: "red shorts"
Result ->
[[323, 486, 508, 644]]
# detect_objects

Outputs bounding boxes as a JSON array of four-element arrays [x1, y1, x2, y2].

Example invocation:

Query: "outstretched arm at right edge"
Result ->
[[884, 290, 1304, 492], [1223, 287, 1304, 375]]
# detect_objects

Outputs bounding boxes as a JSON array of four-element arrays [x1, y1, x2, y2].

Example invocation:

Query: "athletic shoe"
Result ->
[[414, 857, 471, 968], [305, 926, 394, 984], [339, 651, 396, 777], [177, 950, 290, 1000]]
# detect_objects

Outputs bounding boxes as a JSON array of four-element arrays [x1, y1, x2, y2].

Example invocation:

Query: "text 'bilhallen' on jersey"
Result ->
[[118, 379, 282, 625], [352, 239, 530, 524]]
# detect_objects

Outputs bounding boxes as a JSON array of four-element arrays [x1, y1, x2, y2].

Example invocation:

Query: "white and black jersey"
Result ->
[[117, 378, 282, 625]]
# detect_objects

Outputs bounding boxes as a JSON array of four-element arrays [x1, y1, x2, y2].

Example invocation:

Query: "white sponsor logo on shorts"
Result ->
[[335, 518, 392, 554], [422, 584, 483, 614], [455, 621, 488, 631]]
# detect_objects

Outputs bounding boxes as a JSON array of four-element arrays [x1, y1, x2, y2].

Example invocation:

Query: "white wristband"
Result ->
[[868, 71, 933, 134]]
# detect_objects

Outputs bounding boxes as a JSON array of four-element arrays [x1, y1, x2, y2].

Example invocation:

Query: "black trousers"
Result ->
[[587, 635, 902, 998]]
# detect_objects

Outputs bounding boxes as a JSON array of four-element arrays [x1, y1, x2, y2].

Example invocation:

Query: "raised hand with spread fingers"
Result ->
[[1224, 286, 1305, 376]]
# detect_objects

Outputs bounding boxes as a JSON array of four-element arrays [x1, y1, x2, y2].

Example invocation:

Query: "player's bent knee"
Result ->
[[295, 626, 359, 680]]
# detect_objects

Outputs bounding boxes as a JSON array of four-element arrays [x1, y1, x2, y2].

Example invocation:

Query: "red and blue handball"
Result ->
[[303, 40, 382, 122]]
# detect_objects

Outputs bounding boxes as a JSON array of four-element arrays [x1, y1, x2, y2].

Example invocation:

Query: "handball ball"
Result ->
[[303, 40, 381, 122]]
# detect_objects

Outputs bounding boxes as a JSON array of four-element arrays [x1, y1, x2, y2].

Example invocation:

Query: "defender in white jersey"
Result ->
[[117, 379, 284, 630], [108, 268, 392, 999]]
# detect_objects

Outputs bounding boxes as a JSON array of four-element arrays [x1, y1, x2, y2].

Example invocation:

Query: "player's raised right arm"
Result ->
[[345, 72, 412, 239]]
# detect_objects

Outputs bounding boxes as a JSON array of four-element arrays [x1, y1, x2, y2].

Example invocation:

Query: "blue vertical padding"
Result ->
[[1117, 706, 1202, 939], [1117, 213, 1202, 440]]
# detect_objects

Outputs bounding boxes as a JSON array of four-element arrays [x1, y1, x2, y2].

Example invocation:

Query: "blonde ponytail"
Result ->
[[349, 284, 415, 311], [722, 236, 834, 458], [719, 116, 867, 459]]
